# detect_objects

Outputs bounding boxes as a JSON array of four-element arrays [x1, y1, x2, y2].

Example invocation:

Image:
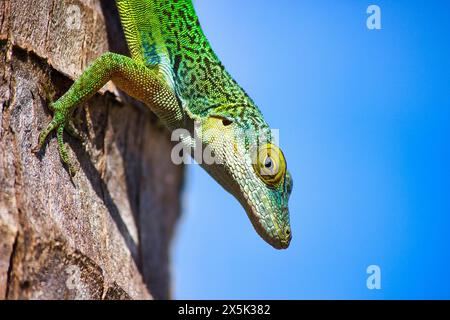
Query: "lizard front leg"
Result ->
[[34, 52, 183, 175]]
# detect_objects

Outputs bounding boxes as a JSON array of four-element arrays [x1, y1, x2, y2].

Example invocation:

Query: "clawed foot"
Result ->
[[32, 102, 82, 177]]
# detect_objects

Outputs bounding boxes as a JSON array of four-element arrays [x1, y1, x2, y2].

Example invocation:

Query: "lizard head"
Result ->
[[199, 110, 293, 249]]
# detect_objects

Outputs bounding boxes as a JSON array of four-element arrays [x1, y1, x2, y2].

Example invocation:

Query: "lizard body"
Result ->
[[35, 0, 293, 249]]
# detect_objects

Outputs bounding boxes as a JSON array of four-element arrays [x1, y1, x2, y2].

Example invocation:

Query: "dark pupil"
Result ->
[[264, 157, 273, 169], [222, 119, 232, 126]]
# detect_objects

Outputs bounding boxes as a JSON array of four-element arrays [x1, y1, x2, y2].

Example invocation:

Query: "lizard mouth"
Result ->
[[277, 238, 291, 249], [255, 219, 291, 250], [239, 192, 292, 250], [266, 226, 291, 249]]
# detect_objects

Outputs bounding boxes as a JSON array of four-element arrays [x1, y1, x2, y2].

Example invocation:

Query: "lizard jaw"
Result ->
[[239, 189, 292, 250]]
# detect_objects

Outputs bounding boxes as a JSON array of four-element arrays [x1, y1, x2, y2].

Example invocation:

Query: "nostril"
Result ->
[[285, 229, 291, 236]]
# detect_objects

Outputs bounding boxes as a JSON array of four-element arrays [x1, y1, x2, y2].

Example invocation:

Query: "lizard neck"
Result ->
[[147, 0, 254, 114]]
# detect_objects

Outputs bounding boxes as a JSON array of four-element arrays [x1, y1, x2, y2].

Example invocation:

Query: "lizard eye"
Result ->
[[222, 118, 232, 126], [253, 143, 286, 187]]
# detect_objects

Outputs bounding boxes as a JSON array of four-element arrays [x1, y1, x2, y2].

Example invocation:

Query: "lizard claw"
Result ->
[[32, 118, 59, 153], [57, 125, 77, 177], [33, 103, 78, 177]]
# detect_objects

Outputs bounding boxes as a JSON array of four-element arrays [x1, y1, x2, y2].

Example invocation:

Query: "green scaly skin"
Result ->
[[34, 0, 293, 249]]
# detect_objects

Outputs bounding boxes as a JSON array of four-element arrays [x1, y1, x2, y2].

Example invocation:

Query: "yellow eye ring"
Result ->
[[252, 143, 286, 187]]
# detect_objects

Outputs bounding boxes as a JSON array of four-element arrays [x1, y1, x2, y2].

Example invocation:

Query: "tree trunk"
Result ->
[[0, 0, 184, 300]]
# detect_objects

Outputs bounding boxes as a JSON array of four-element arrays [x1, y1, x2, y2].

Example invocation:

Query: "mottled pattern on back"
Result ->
[[117, 0, 268, 131]]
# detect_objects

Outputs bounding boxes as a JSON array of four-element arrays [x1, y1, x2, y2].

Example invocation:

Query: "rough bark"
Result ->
[[0, 0, 184, 300]]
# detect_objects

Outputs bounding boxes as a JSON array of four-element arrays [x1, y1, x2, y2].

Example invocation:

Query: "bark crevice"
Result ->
[[4, 230, 18, 299]]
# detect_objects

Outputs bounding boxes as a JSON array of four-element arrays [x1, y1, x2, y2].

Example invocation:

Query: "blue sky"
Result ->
[[173, 0, 450, 299]]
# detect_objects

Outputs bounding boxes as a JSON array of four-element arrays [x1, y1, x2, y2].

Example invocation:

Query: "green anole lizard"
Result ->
[[33, 0, 293, 249]]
